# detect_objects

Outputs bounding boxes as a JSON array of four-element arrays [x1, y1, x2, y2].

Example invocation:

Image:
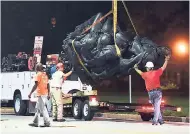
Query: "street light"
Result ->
[[174, 40, 188, 56], [177, 42, 187, 54]]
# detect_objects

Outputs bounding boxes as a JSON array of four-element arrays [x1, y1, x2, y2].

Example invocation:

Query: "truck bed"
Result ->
[[99, 101, 179, 113]]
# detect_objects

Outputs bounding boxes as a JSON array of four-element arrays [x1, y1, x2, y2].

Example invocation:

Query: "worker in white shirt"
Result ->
[[51, 63, 73, 122]]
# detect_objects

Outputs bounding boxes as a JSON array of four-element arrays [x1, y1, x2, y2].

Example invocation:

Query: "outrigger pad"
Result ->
[[61, 12, 171, 85]]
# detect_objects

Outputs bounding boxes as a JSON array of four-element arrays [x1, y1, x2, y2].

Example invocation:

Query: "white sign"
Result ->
[[33, 36, 44, 63]]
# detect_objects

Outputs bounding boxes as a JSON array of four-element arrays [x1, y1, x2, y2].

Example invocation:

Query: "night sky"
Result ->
[[1, 1, 189, 92], [1, 1, 189, 62]]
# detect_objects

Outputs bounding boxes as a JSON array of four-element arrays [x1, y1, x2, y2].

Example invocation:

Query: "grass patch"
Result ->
[[163, 110, 187, 117], [162, 95, 189, 117]]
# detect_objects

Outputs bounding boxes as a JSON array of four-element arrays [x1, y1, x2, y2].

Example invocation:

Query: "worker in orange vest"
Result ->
[[28, 63, 51, 127]]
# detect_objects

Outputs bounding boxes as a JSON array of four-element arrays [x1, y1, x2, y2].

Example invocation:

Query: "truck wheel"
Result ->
[[82, 100, 95, 121], [140, 113, 153, 121], [14, 94, 27, 115], [72, 99, 83, 119]]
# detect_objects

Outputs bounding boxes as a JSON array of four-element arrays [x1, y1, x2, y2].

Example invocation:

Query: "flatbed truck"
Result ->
[[0, 71, 181, 121]]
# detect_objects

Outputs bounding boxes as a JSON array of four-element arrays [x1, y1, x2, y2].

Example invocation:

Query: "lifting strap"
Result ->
[[71, 39, 91, 76], [112, 0, 121, 57]]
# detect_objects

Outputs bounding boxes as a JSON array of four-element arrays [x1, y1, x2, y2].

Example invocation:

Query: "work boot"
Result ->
[[44, 122, 51, 127], [53, 118, 58, 122], [158, 119, 165, 125], [152, 122, 158, 125], [152, 120, 158, 125], [57, 119, 66, 122], [29, 122, 39, 127]]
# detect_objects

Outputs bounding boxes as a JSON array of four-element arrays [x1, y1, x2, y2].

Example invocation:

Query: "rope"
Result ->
[[112, 0, 121, 57], [82, 10, 112, 35], [121, 0, 139, 36], [71, 39, 91, 76]]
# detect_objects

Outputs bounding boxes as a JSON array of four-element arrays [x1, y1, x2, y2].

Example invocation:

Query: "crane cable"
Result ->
[[121, 0, 139, 36], [71, 39, 91, 76], [121, 0, 147, 69]]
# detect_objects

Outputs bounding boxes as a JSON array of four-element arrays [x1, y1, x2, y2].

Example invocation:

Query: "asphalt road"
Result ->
[[0, 114, 189, 134]]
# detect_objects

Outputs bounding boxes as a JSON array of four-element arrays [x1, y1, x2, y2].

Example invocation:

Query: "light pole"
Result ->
[[172, 40, 188, 90], [129, 75, 132, 103]]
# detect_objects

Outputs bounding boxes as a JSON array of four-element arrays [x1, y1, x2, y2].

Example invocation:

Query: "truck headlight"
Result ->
[[82, 86, 87, 90]]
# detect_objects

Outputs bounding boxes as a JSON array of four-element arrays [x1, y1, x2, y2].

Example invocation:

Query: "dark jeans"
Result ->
[[148, 89, 163, 123]]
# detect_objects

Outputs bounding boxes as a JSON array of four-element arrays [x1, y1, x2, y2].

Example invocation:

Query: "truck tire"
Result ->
[[82, 100, 95, 121], [72, 99, 83, 119], [140, 113, 153, 121], [14, 94, 27, 115]]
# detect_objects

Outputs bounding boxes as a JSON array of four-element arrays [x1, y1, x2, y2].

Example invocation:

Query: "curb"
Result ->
[[0, 108, 14, 114], [1, 108, 189, 123], [95, 113, 190, 123], [163, 116, 190, 123]]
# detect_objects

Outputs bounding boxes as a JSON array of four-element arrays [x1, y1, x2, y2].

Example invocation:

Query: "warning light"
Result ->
[[177, 107, 182, 112], [90, 96, 97, 102], [142, 106, 154, 111]]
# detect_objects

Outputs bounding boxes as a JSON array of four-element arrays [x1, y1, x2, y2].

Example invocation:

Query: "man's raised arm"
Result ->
[[161, 55, 170, 71], [63, 68, 73, 77], [134, 64, 143, 75]]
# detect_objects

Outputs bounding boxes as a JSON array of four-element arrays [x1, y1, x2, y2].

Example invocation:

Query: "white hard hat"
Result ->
[[42, 65, 46, 68], [145, 61, 154, 68]]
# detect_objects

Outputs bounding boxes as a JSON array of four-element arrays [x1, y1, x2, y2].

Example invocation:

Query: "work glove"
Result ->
[[165, 55, 170, 61], [71, 67, 74, 72], [134, 64, 138, 69]]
